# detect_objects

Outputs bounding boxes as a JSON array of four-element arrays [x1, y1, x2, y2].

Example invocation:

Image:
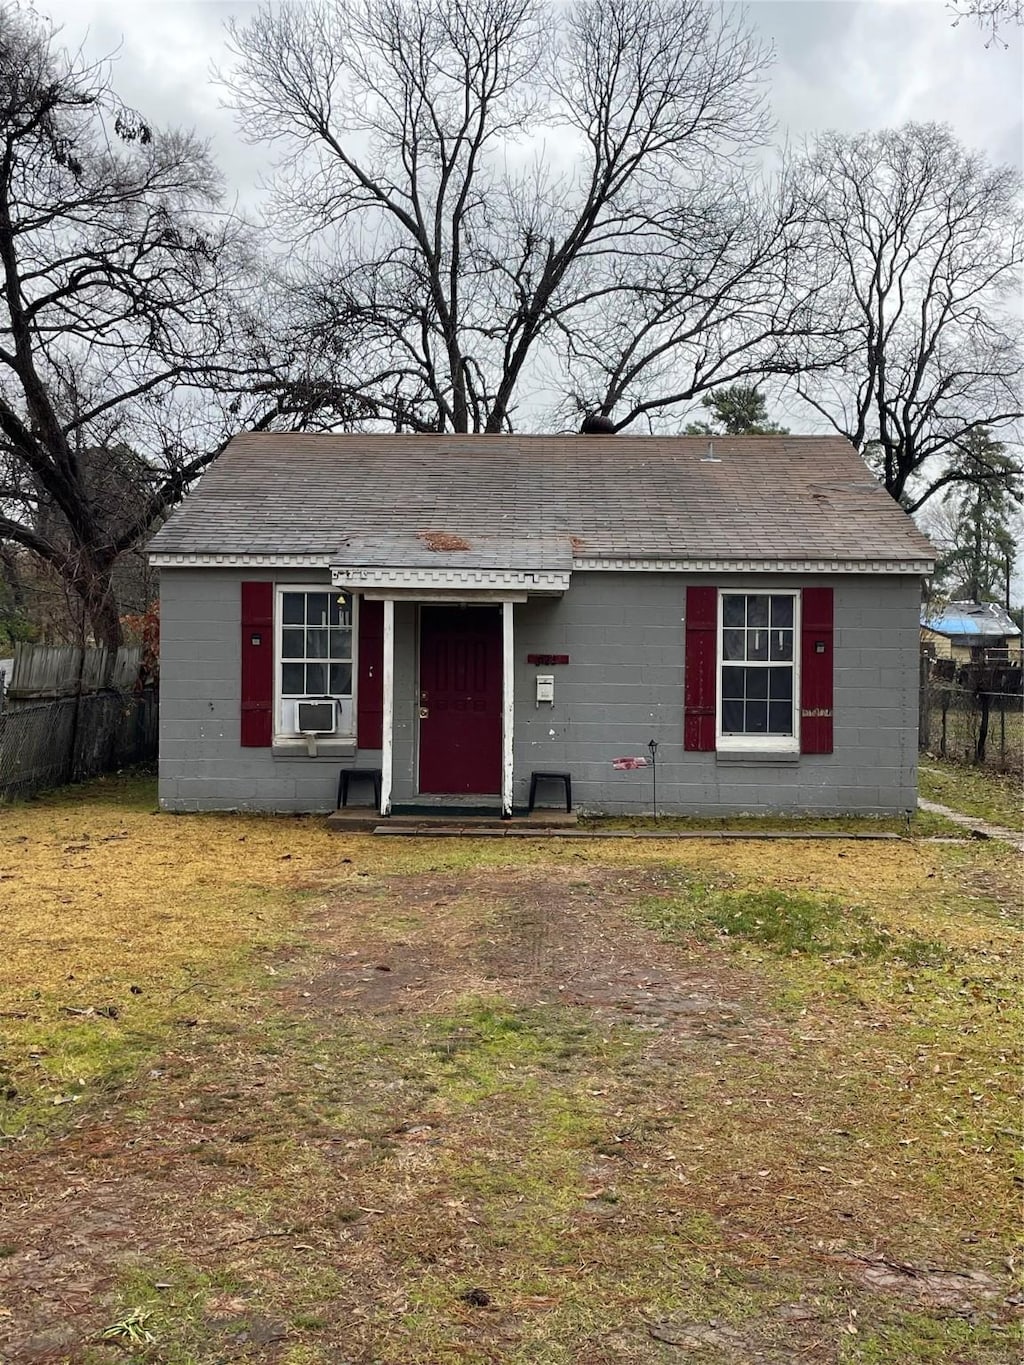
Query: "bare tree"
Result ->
[[949, 0, 1024, 46], [222, 0, 833, 435], [0, 6, 323, 648], [788, 123, 1023, 512], [556, 167, 843, 431]]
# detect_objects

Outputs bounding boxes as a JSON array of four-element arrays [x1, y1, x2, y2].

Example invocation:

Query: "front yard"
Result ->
[[0, 776, 1020, 1364]]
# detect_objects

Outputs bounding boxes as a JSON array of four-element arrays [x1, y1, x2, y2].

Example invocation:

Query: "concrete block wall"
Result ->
[[158, 568, 920, 815], [511, 572, 919, 815], [159, 570, 375, 812]]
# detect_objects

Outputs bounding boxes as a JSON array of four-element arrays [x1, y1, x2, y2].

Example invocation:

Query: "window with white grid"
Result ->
[[718, 591, 799, 749], [276, 588, 355, 736]]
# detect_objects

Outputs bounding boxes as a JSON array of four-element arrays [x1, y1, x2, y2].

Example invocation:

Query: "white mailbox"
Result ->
[[535, 673, 555, 704]]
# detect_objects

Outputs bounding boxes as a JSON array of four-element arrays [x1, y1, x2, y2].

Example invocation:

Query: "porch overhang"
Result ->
[[329, 531, 572, 598], [331, 568, 569, 597], [330, 535, 571, 821]]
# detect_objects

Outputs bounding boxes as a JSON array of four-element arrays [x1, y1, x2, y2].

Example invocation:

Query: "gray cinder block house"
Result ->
[[148, 433, 935, 817]]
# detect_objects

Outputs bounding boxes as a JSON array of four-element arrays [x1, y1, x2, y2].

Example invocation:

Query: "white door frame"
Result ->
[[378, 595, 515, 817]]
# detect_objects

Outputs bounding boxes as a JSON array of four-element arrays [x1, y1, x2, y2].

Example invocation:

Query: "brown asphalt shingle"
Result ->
[[148, 433, 936, 568]]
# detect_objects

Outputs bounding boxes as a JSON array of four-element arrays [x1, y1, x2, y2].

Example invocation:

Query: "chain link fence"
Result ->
[[0, 689, 158, 802], [919, 655, 1023, 772]]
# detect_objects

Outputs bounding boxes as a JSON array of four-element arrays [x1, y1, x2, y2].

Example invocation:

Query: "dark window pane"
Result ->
[[746, 701, 768, 733], [723, 595, 745, 627], [747, 628, 768, 661], [281, 628, 304, 659], [306, 593, 329, 626], [282, 662, 304, 694], [747, 669, 768, 699], [330, 663, 353, 695], [305, 663, 327, 693], [282, 593, 304, 625], [306, 628, 329, 658], [722, 666, 746, 699], [769, 700, 792, 733], [722, 628, 745, 661], [768, 667, 793, 701], [747, 596, 768, 628], [722, 699, 744, 732], [770, 596, 793, 629], [770, 629, 793, 661], [331, 628, 352, 660]]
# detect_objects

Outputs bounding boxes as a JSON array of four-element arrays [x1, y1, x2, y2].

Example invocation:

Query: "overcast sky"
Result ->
[[39, 0, 1023, 200]]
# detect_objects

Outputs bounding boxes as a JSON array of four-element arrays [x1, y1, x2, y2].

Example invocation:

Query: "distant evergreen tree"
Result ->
[[928, 430, 1022, 606], [684, 384, 788, 436]]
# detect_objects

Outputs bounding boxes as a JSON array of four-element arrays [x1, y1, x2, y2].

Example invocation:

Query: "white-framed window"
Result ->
[[717, 590, 800, 751], [275, 587, 356, 737]]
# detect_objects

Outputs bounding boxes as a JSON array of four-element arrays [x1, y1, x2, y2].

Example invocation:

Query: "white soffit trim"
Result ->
[[573, 556, 935, 574], [149, 553, 330, 568], [331, 566, 571, 592], [150, 553, 934, 576], [359, 590, 530, 603]]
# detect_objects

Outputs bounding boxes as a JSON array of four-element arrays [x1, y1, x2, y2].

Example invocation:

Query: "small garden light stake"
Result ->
[[648, 738, 659, 821]]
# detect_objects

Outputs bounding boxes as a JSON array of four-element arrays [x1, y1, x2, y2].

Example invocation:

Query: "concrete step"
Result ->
[[326, 808, 578, 834]]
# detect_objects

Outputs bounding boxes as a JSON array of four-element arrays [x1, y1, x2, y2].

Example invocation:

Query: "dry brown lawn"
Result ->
[[0, 774, 1021, 1364]]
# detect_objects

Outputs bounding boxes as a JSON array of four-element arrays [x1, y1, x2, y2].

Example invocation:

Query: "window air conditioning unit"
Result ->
[[296, 699, 337, 735]]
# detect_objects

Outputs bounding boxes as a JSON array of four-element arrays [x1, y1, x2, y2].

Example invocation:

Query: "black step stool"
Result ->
[[528, 770, 572, 813], [338, 767, 382, 809]]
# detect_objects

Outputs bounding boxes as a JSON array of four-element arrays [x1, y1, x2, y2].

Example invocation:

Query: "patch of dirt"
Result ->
[[644, 1316, 812, 1364], [649, 1317, 750, 1348], [203, 1312, 290, 1349], [286, 866, 766, 1044], [0, 1153, 263, 1361], [842, 1253, 1014, 1314]]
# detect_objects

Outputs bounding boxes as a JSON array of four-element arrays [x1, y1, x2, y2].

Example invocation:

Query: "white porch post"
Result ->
[[502, 599, 514, 818], [381, 597, 395, 816]]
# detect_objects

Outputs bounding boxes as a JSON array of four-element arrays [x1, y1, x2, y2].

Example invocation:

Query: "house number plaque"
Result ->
[[527, 654, 569, 665]]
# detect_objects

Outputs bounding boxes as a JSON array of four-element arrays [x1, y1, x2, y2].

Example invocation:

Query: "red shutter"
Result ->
[[357, 598, 384, 749], [684, 586, 717, 751], [241, 581, 274, 747], [800, 587, 834, 754]]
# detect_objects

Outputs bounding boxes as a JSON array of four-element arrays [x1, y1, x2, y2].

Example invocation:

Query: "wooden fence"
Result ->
[[3, 642, 141, 701], [0, 689, 158, 802], [0, 642, 156, 801]]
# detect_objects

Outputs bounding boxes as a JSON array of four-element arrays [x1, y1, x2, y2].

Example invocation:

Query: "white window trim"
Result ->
[[716, 588, 800, 753], [273, 585, 359, 741]]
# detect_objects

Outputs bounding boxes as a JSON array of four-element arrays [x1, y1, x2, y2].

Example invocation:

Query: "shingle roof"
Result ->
[[148, 433, 936, 569], [333, 531, 573, 573]]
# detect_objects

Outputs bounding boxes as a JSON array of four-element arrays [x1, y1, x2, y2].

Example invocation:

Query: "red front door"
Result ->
[[419, 605, 502, 794]]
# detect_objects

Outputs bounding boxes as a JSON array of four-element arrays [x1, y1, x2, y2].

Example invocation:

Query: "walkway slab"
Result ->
[[918, 797, 1023, 851]]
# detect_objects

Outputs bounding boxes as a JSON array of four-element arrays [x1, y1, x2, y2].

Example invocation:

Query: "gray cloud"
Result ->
[[41, 0, 1023, 201], [751, 1, 1021, 168]]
